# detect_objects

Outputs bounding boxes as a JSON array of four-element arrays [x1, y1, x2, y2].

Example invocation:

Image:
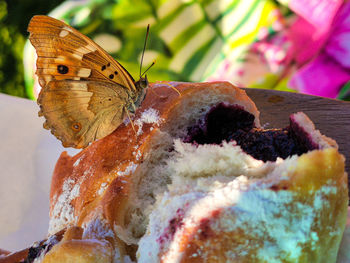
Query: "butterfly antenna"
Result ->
[[140, 24, 150, 78], [141, 60, 155, 78]]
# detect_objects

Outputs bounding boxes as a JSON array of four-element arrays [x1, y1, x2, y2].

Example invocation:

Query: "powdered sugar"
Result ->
[[73, 157, 81, 167], [48, 178, 81, 234], [116, 162, 138, 177], [82, 217, 115, 240], [135, 108, 162, 135], [97, 182, 108, 196], [83, 166, 93, 176], [133, 147, 142, 161], [232, 188, 320, 261]]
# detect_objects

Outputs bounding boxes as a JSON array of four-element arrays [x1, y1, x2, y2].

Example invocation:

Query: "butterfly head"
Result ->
[[132, 75, 149, 111], [140, 74, 149, 89]]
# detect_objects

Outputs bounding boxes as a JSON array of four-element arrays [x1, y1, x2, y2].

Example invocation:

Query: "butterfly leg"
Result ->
[[125, 107, 137, 135]]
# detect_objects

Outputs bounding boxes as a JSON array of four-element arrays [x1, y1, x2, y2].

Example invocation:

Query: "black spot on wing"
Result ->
[[57, 65, 69, 74]]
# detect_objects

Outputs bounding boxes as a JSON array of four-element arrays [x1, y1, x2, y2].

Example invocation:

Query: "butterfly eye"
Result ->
[[140, 75, 149, 89], [71, 122, 82, 132]]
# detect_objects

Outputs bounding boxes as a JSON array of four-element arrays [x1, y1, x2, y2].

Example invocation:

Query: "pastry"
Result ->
[[1, 81, 348, 263]]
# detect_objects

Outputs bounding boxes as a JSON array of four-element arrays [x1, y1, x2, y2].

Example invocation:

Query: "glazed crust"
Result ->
[[0, 249, 28, 263]]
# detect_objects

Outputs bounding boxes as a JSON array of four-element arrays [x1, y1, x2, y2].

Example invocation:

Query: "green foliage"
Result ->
[[0, 0, 63, 98], [337, 81, 350, 101], [0, 1, 26, 97]]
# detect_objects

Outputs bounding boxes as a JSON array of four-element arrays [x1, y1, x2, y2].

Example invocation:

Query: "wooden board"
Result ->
[[244, 88, 350, 180]]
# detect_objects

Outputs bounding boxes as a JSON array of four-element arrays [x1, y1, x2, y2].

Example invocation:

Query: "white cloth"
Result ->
[[0, 94, 78, 251]]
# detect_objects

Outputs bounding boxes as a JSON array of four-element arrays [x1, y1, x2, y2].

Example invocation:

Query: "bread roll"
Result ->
[[3, 81, 348, 263]]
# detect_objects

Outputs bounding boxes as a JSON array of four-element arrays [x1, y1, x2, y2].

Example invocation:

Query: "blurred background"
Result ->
[[0, 0, 63, 98], [1, 0, 350, 100]]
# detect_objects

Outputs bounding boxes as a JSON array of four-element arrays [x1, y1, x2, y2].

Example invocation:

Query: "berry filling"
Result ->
[[184, 103, 318, 162], [157, 208, 185, 250]]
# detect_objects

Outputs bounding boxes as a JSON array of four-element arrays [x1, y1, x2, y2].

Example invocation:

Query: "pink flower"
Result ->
[[289, 53, 350, 98], [288, 1, 350, 98], [325, 2, 350, 68]]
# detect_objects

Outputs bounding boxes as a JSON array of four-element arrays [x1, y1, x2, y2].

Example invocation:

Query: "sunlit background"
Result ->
[[1, 0, 350, 100]]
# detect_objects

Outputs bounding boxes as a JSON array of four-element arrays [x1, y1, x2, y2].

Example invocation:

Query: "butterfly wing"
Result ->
[[27, 15, 141, 148], [27, 15, 136, 93], [38, 80, 129, 148]]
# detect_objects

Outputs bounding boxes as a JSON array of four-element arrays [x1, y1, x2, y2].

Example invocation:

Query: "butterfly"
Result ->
[[27, 15, 150, 148]]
